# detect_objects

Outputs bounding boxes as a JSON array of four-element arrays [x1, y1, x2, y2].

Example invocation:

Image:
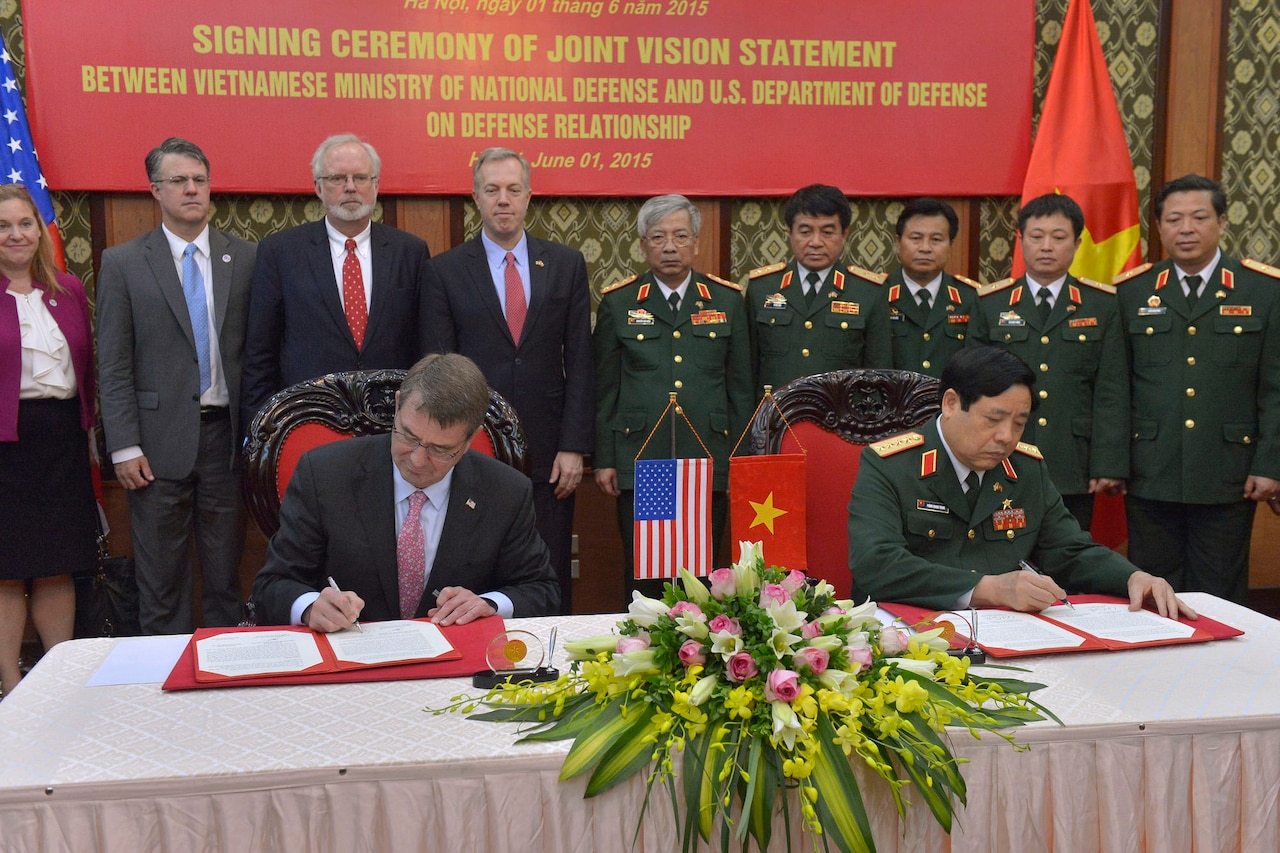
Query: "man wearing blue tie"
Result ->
[[97, 138, 257, 634]]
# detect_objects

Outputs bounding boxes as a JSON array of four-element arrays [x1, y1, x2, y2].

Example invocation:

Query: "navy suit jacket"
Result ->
[[423, 234, 594, 480], [251, 436, 560, 625], [241, 220, 431, 428]]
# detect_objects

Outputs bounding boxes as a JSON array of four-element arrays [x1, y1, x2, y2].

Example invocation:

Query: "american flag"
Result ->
[[634, 458, 712, 578], [0, 41, 64, 269]]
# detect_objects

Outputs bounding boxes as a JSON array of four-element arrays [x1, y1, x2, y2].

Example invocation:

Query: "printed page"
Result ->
[[1042, 603, 1195, 644], [195, 630, 324, 678], [326, 619, 455, 665], [936, 609, 1087, 652]]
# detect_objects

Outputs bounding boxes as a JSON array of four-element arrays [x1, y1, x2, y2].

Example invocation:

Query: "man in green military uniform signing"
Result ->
[[1116, 174, 1280, 604], [594, 194, 753, 601], [745, 184, 891, 396], [883, 198, 985, 378], [974, 193, 1128, 532], [848, 346, 1192, 618]]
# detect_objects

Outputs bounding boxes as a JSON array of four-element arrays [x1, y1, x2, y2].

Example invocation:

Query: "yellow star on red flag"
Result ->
[[748, 491, 788, 534]]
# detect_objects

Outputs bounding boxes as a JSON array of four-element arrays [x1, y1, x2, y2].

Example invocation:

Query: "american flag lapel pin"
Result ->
[[466, 498, 477, 510]]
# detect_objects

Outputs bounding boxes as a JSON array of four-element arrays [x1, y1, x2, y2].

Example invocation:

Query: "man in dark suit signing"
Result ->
[[240, 133, 432, 429], [424, 147, 593, 614], [252, 353, 560, 629], [97, 138, 256, 634]]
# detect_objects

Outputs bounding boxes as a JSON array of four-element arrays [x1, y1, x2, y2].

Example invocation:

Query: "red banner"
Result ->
[[23, 1, 1032, 196]]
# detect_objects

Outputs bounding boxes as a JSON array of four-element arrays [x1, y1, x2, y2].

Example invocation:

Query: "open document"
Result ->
[[192, 620, 459, 683], [883, 595, 1241, 658]]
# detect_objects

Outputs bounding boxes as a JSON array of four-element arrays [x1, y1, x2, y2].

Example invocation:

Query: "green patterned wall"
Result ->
[[1224, 0, 1280, 262], [4, 1, 1232, 303]]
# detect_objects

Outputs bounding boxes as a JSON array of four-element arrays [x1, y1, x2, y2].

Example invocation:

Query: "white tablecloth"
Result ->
[[2, 594, 1278, 852]]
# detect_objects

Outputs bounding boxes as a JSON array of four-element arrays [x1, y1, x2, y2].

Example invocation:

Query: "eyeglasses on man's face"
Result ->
[[318, 173, 377, 187], [643, 231, 695, 248], [155, 175, 209, 188], [390, 424, 467, 462]]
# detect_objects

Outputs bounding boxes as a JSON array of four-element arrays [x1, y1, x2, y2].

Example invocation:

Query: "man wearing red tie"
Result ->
[[424, 148, 594, 614], [241, 133, 433, 430]]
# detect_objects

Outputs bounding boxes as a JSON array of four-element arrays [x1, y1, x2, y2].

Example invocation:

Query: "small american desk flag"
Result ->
[[634, 458, 711, 578]]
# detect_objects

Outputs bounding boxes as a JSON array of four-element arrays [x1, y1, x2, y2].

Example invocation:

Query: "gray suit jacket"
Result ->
[[251, 437, 560, 625], [97, 226, 256, 478]]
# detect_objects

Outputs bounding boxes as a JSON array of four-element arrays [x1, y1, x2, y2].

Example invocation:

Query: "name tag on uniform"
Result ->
[[1137, 307, 1167, 316], [889, 308, 904, 322], [627, 309, 655, 325], [831, 301, 860, 315], [763, 293, 788, 309], [916, 500, 949, 514], [998, 311, 1025, 326], [991, 507, 1026, 531], [948, 314, 969, 324]]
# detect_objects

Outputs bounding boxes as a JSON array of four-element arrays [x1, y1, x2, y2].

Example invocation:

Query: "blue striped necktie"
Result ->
[[182, 243, 212, 394]]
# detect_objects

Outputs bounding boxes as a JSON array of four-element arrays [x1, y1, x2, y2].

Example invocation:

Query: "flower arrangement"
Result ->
[[431, 542, 1056, 853]]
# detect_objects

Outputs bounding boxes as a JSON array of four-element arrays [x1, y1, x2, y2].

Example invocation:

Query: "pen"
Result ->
[[1018, 560, 1074, 609], [327, 576, 363, 631]]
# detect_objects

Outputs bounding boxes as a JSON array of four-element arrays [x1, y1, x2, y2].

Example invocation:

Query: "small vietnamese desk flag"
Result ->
[[730, 454, 807, 570], [1011, 0, 1138, 549], [0, 41, 65, 270], [634, 458, 711, 578]]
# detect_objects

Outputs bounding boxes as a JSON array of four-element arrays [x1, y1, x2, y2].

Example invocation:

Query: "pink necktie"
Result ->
[[397, 490, 429, 619], [342, 238, 368, 350], [504, 251, 527, 344]]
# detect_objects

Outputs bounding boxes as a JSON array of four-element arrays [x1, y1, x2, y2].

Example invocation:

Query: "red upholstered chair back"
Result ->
[[747, 369, 940, 598], [242, 369, 529, 537]]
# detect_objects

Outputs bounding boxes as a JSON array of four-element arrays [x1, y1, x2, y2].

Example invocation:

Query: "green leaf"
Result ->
[[811, 713, 875, 853], [888, 722, 956, 832], [559, 699, 629, 781], [746, 743, 778, 851], [737, 738, 762, 842], [583, 706, 662, 796], [680, 733, 713, 853]]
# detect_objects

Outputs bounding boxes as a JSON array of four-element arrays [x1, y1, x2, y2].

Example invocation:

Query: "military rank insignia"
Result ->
[[628, 308, 655, 325]]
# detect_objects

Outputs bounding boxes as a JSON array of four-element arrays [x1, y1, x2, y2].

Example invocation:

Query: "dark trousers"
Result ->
[[615, 489, 727, 607], [131, 414, 244, 634], [1061, 493, 1095, 534], [1126, 496, 1255, 604], [532, 482, 575, 615]]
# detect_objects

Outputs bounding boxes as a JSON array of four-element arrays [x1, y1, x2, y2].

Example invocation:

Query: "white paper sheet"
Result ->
[[325, 620, 455, 665], [936, 609, 1087, 651], [195, 630, 324, 677], [1042, 603, 1196, 643], [86, 635, 191, 686]]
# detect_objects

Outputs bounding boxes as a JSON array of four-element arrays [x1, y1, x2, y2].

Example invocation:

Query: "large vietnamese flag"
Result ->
[[1012, 0, 1139, 549]]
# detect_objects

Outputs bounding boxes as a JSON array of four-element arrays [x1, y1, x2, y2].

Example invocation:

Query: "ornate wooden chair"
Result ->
[[242, 369, 529, 538], [747, 369, 940, 597]]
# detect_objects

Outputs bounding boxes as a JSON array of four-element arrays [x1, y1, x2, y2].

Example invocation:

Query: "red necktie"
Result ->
[[504, 251, 527, 344], [397, 490, 429, 619], [342, 238, 368, 350]]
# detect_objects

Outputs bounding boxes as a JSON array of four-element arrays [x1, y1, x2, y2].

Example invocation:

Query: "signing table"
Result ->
[[1, 594, 1279, 852]]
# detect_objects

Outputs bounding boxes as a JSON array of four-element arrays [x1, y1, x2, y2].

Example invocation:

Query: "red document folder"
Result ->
[[163, 616, 505, 690], [883, 595, 1242, 658]]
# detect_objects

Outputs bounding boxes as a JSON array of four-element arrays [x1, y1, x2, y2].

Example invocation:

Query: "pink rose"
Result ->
[[708, 615, 741, 635], [726, 652, 758, 682], [678, 639, 706, 667], [794, 646, 829, 675], [878, 627, 908, 655], [669, 601, 704, 620], [780, 570, 807, 594], [848, 647, 874, 672], [801, 621, 823, 640], [615, 635, 650, 655], [760, 583, 789, 608], [764, 669, 801, 702], [708, 568, 737, 600]]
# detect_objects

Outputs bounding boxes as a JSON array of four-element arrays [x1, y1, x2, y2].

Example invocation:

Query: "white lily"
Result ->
[[627, 591, 670, 628], [770, 700, 803, 750], [562, 635, 622, 661], [891, 658, 938, 677], [611, 649, 660, 677], [689, 674, 718, 706], [678, 568, 711, 605]]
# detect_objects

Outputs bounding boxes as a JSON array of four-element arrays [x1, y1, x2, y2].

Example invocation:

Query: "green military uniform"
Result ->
[[594, 270, 753, 491], [883, 268, 985, 378], [847, 418, 1135, 609], [1115, 255, 1280, 602], [745, 261, 892, 395], [1116, 256, 1280, 503], [974, 275, 1129, 496]]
